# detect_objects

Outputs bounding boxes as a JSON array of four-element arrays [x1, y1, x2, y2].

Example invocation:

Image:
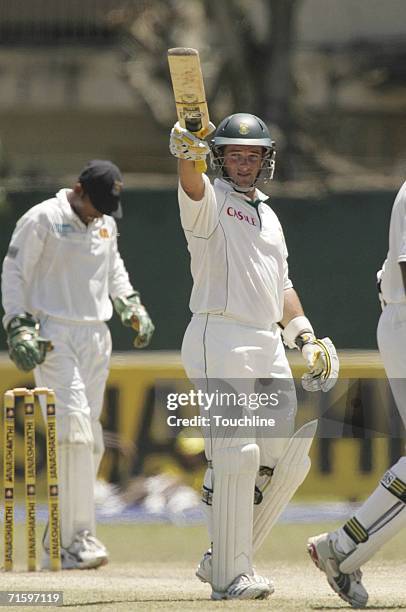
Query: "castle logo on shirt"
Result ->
[[227, 206, 257, 226]]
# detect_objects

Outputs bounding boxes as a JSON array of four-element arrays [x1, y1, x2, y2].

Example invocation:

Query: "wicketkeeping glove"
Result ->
[[7, 314, 53, 372], [113, 293, 155, 349], [169, 121, 215, 161]]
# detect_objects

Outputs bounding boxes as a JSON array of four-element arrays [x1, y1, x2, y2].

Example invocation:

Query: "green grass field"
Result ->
[[1, 522, 406, 610]]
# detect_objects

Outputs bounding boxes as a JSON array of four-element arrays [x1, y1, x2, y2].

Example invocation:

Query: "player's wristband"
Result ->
[[281, 316, 314, 349]]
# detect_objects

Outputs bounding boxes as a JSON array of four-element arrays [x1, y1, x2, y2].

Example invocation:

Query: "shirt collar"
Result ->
[[214, 178, 269, 203], [56, 188, 74, 216], [56, 188, 85, 226], [55, 188, 104, 228]]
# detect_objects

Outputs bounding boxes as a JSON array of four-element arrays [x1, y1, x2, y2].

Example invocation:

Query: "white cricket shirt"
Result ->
[[178, 175, 292, 329], [381, 181, 406, 304], [2, 188, 134, 327]]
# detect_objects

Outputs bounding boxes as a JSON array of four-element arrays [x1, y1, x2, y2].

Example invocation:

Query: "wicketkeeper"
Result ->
[[170, 113, 339, 600], [1, 159, 154, 569]]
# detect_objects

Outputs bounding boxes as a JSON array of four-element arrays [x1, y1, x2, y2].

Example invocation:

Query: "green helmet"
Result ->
[[211, 113, 276, 189]]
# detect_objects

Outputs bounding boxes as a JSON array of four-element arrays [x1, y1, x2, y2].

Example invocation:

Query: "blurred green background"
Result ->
[[0, 186, 394, 350]]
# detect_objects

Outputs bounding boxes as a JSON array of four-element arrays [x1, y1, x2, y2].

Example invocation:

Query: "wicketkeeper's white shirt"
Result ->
[[381, 180, 406, 304], [2, 188, 133, 327], [178, 176, 292, 329]]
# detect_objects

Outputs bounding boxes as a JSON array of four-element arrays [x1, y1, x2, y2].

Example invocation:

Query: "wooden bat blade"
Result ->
[[167, 47, 210, 135], [168, 47, 210, 172]]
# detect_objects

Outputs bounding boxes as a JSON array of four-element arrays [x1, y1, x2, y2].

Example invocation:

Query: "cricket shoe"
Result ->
[[42, 530, 108, 570], [196, 549, 274, 599], [211, 573, 272, 600], [307, 532, 368, 608], [195, 549, 213, 583]]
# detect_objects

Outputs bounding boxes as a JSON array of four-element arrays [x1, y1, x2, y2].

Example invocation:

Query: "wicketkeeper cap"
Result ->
[[78, 159, 123, 219]]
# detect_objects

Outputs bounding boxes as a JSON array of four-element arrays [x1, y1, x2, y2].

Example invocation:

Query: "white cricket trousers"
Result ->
[[181, 313, 297, 466], [34, 317, 111, 547], [377, 303, 406, 428], [34, 317, 111, 454]]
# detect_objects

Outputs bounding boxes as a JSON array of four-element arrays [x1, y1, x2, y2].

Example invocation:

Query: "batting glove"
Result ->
[[7, 314, 53, 372], [299, 334, 339, 392], [282, 315, 339, 392], [169, 121, 211, 161], [113, 293, 155, 349]]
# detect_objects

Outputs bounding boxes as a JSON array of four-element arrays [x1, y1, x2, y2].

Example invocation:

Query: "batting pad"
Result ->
[[253, 419, 318, 553], [211, 443, 259, 593], [201, 466, 214, 540], [91, 419, 105, 478], [58, 413, 96, 548], [340, 458, 406, 573]]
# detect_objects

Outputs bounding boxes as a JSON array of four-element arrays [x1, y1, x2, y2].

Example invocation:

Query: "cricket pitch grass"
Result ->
[[1, 522, 406, 611]]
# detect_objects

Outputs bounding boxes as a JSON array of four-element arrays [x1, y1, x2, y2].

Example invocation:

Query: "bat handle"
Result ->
[[195, 160, 207, 173]]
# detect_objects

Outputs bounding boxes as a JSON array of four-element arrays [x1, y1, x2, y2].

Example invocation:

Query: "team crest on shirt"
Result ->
[[99, 227, 110, 238], [239, 123, 250, 135]]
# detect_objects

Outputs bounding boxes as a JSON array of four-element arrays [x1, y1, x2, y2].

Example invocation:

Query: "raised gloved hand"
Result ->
[[282, 316, 339, 392], [7, 314, 53, 372], [169, 121, 215, 161], [113, 293, 155, 348]]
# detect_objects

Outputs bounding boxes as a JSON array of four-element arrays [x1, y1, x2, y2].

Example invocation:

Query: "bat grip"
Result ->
[[195, 160, 207, 173]]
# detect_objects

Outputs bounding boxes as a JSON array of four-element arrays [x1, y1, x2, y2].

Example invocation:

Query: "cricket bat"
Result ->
[[167, 47, 210, 173]]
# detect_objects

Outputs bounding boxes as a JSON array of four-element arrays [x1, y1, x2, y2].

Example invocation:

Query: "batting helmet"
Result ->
[[211, 113, 276, 189]]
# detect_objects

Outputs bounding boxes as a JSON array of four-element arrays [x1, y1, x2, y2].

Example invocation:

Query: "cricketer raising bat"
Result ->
[[167, 47, 210, 173]]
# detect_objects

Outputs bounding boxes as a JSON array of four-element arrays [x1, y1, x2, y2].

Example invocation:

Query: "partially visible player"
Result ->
[[307, 180, 406, 608], [1, 159, 154, 569], [170, 113, 339, 600]]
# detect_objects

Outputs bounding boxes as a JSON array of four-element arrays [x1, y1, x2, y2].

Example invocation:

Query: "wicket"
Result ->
[[3, 387, 61, 572]]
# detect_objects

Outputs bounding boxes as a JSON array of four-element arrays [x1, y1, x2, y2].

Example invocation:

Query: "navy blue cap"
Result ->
[[78, 159, 123, 219]]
